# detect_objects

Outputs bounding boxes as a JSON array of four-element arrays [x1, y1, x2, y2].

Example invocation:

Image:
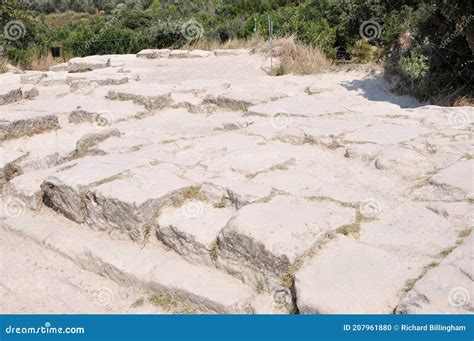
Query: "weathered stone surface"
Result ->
[[203, 83, 287, 111], [213, 49, 247, 56], [374, 146, 434, 180], [68, 75, 129, 93], [84, 164, 194, 242], [344, 123, 428, 144], [136, 49, 171, 59], [157, 200, 235, 265], [1, 49, 472, 314], [169, 50, 190, 59], [190, 50, 212, 58], [67, 56, 111, 73], [20, 72, 47, 85], [295, 236, 422, 314], [0, 87, 22, 105], [69, 98, 146, 124], [106, 84, 173, 110], [217, 195, 356, 286], [430, 160, 474, 199], [396, 234, 473, 314], [0, 148, 25, 187], [49, 63, 69, 72], [4, 167, 55, 210], [22, 85, 39, 99], [358, 202, 461, 259], [2, 210, 255, 313], [201, 143, 297, 176], [247, 95, 344, 117], [207, 176, 273, 209], [41, 154, 151, 223], [73, 129, 121, 157], [0, 111, 59, 141]]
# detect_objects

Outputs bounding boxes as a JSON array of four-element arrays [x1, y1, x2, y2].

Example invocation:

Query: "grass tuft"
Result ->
[[130, 297, 144, 308]]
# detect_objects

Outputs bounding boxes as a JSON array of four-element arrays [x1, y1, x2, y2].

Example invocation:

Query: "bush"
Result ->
[[348, 39, 379, 63]]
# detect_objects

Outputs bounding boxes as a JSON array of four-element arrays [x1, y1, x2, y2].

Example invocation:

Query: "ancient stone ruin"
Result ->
[[1, 49, 472, 314]]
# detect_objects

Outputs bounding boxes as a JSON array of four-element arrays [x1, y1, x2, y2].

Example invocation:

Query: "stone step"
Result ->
[[68, 97, 147, 125], [0, 87, 22, 105], [215, 195, 356, 290], [51, 56, 111, 73], [0, 110, 59, 141], [83, 164, 197, 243], [0, 208, 256, 314], [106, 84, 173, 110], [156, 197, 235, 266], [136, 49, 171, 59], [0, 148, 25, 188], [40, 154, 152, 223]]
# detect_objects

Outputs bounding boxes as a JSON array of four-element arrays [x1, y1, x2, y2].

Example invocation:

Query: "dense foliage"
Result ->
[[0, 0, 472, 104]]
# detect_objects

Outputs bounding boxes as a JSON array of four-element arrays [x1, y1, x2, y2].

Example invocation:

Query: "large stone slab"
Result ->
[[396, 234, 474, 314], [84, 164, 195, 242], [157, 200, 235, 265], [243, 116, 364, 146], [190, 50, 212, 58], [106, 84, 173, 110], [207, 175, 273, 209], [295, 236, 423, 314], [0, 148, 25, 188], [41, 154, 151, 223], [216, 195, 356, 287], [0, 87, 22, 105], [213, 49, 247, 57], [136, 49, 170, 59], [204, 84, 287, 111], [69, 98, 147, 125], [358, 202, 461, 259], [64, 56, 111, 73], [374, 146, 434, 180], [0, 110, 59, 141], [429, 160, 474, 199], [1, 210, 255, 313], [4, 167, 56, 210], [68, 74, 130, 94], [344, 123, 428, 144], [201, 143, 297, 177], [169, 50, 190, 59], [246, 95, 345, 117]]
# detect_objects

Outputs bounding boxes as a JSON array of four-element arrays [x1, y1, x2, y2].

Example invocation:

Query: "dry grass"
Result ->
[[453, 96, 474, 107], [276, 38, 330, 75], [252, 36, 330, 75], [187, 35, 329, 76], [185, 34, 265, 51], [0, 59, 8, 74], [431, 88, 474, 107], [29, 54, 63, 71]]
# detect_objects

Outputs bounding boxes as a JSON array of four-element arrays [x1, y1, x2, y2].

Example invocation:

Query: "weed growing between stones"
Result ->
[[130, 297, 144, 308], [148, 293, 197, 314], [209, 240, 218, 262], [256, 280, 265, 294], [402, 262, 440, 293]]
